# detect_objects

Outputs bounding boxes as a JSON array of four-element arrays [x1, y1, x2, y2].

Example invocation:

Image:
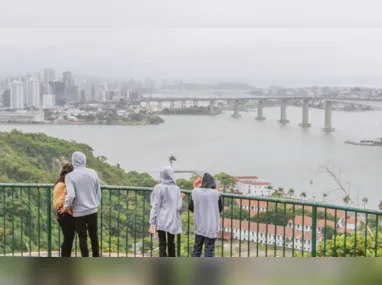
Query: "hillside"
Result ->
[[0, 130, 158, 255]]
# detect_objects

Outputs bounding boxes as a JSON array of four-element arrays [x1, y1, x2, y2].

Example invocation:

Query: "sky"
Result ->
[[2, 0, 382, 86]]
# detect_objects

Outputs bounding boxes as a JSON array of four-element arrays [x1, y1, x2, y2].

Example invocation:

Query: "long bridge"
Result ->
[[139, 96, 382, 133]]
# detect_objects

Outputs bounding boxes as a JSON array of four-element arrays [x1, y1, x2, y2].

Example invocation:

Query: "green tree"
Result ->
[[222, 207, 250, 220], [287, 188, 295, 198], [300, 192, 307, 201], [321, 225, 335, 240], [343, 195, 351, 205], [168, 155, 177, 167], [362, 197, 368, 209], [214, 172, 236, 193], [323, 193, 328, 203], [177, 179, 194, 190]]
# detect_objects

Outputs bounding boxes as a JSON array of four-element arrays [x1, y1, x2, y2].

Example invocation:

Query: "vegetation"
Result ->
[[168, 155, 177, 167], [214, 172, 236, 193], [0, 130, 157, 254]]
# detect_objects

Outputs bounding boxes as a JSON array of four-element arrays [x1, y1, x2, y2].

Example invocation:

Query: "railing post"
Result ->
[[177, 234, 181, 257], [46, 187, 52, 257], [311, 205, 317, 257]]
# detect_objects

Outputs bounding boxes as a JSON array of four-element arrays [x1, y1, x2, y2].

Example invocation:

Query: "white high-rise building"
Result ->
[[26, 77, 41, 108], [43, 68, 55, 94], [11, 80, 25, 109], [42, 94, 56, 109]]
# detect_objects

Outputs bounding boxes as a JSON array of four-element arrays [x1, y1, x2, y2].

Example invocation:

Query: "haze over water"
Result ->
[[1, 106, 381, 208]]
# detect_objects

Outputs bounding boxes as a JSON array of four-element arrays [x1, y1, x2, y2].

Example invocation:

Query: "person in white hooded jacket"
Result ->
[[148, 166, 184, 257]]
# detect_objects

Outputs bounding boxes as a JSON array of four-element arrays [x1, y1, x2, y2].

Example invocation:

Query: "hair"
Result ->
[[54, 163, 73, 186]]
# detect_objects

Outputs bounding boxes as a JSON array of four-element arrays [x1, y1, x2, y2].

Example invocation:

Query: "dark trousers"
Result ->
[[157, 230, 176, 257], [192, 234, 216, 257], [57, 212, 75, 257], [74, 212, 100, 257]]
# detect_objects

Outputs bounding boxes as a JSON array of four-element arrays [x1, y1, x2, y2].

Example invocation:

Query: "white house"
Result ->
[[234, 176, 272, 196]]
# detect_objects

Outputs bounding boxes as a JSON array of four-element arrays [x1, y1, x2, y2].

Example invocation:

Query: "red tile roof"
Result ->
[[234, 176, 259, 180]]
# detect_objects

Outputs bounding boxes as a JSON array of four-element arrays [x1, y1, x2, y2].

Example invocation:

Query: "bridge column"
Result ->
[[181, 100, 186, 108], [322, 101, 335, 132], [146, 101, 150, 108], [255, 100, 266, 121], [299, 99, 311, 128], [193, 100, 198, 107], [158, 101, 162, 107], [278, 100, 289, 124], [232, 100, 241, 118], [209, 101, 215, 115], [170, 101, 175, 109]]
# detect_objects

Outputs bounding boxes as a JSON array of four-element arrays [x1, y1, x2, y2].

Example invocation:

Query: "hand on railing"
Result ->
[[148, 225, 157, 236]]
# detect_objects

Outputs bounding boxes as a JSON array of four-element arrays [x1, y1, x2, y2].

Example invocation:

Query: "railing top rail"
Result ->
[[0, 183, 380, 215]]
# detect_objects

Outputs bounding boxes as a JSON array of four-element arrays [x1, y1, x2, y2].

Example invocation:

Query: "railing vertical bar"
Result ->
[[37, 188, 41, 257], [187, 193, 190, 257], [142, 190, 146, 257], [283, 203, 286, 257], [374, 214, 378, 257], [239, 198, 242, 257], [292, 204, 295, 257], [134, 191, 138, 257], [109, 190, 112, 257], [117, 190, 121, 257], [11, 187, 14, 256], [344, 210, 348, 256], [302, 205, 305, 256], [20, 188, 23, 256], [28, 188, 31, 256], [46, 187, 52, 257], [2, 188, 6, 256], [247, 199, 251, 257], [324, 208, 327, 257], [125, 190, 129, 257], [354, 212, 358, 257], [230, 197, 233, 257], [274, 203, 278, 257], [311, 205, 317, 257], [334, 210, 337, 256], [364, 213, 368, 257], [256, 200, 260, 257], [265, 201, 269, 257]]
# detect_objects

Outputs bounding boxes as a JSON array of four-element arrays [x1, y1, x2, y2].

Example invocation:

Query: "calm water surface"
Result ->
[[1, 107, 381, 208]]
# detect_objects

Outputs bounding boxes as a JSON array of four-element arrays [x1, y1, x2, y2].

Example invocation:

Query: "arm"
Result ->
[[218, 196, 223, 213], [177, 189, 183, 214], [95, 175, 102, 205], [63, 175, 76, 211], [188, 197, 194, 213], [149, 187, 161, 226]]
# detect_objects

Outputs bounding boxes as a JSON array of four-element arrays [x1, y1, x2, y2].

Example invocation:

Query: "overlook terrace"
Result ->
[[1, 184, 381, 258]]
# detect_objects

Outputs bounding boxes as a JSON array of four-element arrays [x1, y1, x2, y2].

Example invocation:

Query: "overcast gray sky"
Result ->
[[2, 0, 382, 86]]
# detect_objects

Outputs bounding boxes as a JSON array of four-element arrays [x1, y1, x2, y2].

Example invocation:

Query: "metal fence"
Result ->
[[0, 184, 381, 257]]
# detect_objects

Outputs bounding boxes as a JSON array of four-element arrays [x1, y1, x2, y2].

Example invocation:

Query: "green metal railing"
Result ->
[[0, 184, 381, 257]]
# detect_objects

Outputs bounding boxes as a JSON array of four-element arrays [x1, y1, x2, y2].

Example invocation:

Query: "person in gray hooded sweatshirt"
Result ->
[[61, 151, 102, 257], [149, 166, 184, 257], [189, 173, 223, 257]]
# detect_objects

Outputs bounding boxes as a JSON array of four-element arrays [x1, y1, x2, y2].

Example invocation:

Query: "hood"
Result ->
[[159, 166, 176, 185], [201, 173, 216, 189], [72, 151, 87, 168]]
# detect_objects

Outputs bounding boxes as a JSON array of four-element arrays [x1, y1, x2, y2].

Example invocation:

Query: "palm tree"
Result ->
[[379, 201, 382, 211], [168, 155, 177, 167], [277, 187, 285, 195], [323, 193, 328, 203], [300, 192, 307, 201], [362, 197, 368, 209], [287, 188, 295, 198], [343, 195, 351, 205]]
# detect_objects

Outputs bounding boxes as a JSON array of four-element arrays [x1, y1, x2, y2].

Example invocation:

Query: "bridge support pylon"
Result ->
[[322, 101, 335, 132], [278, 100, 289, 124], [299, 99, 311, 128], [232, 100, 241, 118], [255, 100, 266, 121]]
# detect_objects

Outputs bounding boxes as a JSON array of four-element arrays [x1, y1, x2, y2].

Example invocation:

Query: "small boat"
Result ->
[[345, 138, 382, 146]]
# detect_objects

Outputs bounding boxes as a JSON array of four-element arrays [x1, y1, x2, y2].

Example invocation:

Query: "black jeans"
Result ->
[[74, 212, 100, 257], [157, 230, 176, 257], [57, 211, 75, 257], [192, 234, 216, 257]]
